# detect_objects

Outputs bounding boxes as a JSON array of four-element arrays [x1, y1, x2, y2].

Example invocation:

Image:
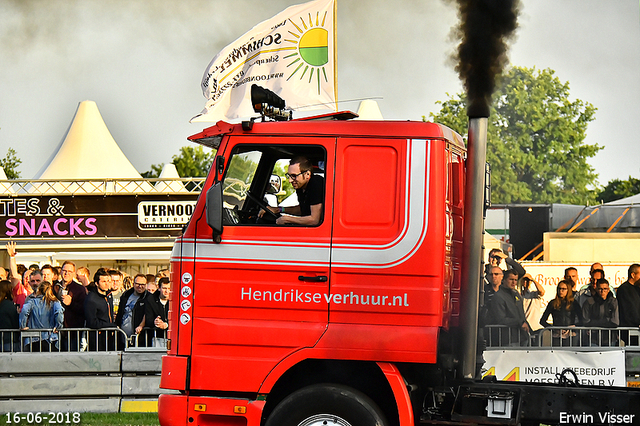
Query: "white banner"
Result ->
[[483, 349, 626, 386], [192, 0, 336, 123], [520, 261, 631, 305]]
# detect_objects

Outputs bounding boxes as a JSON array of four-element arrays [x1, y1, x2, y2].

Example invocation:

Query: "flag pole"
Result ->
[[333, 0, 338, 112]]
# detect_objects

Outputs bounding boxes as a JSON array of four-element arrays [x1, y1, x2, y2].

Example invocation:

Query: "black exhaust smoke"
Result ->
[[454, 0, 519, 379], [453, 0, 519, 117]]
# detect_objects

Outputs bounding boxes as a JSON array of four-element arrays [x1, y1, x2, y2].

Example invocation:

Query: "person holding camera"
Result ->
[[484, 248, 526, 285]]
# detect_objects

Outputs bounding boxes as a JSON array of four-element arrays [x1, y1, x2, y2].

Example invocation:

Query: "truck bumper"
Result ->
[[449, 381, 640, 425], [158, 394, 266, 426], [161, 355, 189, 390]]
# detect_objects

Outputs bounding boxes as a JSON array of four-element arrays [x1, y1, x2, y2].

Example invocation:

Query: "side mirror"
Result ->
[[206, 182, 223, 243], [268, 174, 282, 193]]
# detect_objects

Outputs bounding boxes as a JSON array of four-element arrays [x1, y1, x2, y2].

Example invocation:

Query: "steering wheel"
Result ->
[[245, 191, 281, 219]]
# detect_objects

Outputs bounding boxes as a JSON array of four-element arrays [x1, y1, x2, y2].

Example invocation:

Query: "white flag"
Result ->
[[191, 0, 336, 123]]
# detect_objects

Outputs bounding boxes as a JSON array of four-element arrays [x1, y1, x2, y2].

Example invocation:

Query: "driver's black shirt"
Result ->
[[296, 173, 324, 218]]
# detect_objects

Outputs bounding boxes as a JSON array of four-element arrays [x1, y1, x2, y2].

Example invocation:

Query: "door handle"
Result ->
[[298, 275, 328, 282]]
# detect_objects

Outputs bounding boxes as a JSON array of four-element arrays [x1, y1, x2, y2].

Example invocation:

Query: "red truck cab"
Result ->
[[159, 113, 466, 426]]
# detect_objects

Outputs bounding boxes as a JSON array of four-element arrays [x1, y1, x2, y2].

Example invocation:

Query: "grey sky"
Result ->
[[1, 0, 638, 186]]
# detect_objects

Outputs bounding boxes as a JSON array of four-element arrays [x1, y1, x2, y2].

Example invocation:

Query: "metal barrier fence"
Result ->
[[485, 325, 640, 348], [0, 177, 206, 194], [0, 328, 167, 352], [7, 326, 636, 351]]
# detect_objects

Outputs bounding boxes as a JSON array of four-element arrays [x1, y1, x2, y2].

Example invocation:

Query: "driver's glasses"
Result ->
[[286, 171, 306, 180]]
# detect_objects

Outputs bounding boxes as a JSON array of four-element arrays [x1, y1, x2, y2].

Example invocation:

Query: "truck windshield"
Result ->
[[222, 150, 262, 211]]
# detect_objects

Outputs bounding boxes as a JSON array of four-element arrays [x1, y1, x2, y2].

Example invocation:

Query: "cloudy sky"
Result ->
[[1, 0, 638, 185]]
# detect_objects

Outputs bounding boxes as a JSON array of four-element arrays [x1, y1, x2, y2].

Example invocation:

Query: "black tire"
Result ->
[[265, 384, 388, 426]]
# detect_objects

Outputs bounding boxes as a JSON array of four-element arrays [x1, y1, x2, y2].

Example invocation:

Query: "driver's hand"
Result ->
[[258, 206, 279, 218], [276, 215, 290, 225]]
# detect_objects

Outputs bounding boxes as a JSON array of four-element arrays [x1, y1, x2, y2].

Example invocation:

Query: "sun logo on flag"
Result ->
[[284, 11, 330, 95]]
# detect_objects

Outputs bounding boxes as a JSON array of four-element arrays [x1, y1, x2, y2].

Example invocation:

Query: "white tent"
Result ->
[[355, 100, 383, 120], [0, 167, 13, 194], [31, 100, 151, 193], [605, 193, 640, 205], [154, 163, 187, 193]]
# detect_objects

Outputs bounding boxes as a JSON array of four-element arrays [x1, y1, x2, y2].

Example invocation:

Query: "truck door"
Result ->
[[189, 136, 334, 392], [326, 137, 444, 362]]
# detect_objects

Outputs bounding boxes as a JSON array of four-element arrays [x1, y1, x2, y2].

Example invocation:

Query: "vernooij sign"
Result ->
[[0, 195, 198, 239]]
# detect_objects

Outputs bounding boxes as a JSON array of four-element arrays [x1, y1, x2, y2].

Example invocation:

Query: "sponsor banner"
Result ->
[[521, 261, 632, 305], [137, 201, 197, 230], [192, 0, 336, 122], [484, 349, 626, 386], [0, 195, 198, 239]]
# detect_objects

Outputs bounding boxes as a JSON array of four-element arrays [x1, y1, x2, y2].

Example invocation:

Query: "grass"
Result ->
[[80, 413, 160, 426], [6, 413, 160, 426]]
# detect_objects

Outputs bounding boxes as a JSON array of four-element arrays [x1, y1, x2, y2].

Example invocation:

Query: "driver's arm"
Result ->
[[277, 203, 322, 226], [280, 205, 301, 216], [262, 205, 301, 217]]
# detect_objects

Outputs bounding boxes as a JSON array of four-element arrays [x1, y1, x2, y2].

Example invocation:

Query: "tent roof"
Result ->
[[355, 100, 383, 120], [154, 163, 187, 192], [0, 167, 12, 193], [605, 192, 640, 205], [34, 101, 142, 180]]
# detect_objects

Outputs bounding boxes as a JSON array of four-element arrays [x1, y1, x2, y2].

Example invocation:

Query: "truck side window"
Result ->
[[450, 152, 463, 210], [220, 144, 326, 226]]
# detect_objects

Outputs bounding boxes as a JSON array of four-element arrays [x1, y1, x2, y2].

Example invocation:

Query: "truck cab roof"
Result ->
[[188, 113, 465, 151]]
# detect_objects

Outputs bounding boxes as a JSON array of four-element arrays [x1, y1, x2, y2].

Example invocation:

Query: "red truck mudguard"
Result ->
[[377, 362, 414, 426]]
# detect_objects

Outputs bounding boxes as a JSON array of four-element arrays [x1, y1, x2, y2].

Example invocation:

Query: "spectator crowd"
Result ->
[[482, 248, 640, 347], [0, 242, 171, 352], [4, 242, 640, 351]]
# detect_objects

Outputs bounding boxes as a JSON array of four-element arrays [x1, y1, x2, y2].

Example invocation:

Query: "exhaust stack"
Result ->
[[459, 117, 488, 380], [451, 0, 519, 381]]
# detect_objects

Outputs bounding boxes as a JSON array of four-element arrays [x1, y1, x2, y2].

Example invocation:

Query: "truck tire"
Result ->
[[265, 383, 388, 426]]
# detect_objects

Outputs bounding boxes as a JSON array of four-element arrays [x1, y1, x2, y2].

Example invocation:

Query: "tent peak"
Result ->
[[34, 101, 142, 181]]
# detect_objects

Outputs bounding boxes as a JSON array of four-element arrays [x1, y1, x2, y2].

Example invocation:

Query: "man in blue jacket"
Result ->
[[84, 268, 118, 351]]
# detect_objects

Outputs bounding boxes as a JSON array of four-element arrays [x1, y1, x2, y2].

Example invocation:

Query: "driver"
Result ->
[[261, 156, 324, 226]]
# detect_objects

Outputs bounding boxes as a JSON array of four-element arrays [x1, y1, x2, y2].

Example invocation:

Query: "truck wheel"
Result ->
[[265, 384, 388, 426]]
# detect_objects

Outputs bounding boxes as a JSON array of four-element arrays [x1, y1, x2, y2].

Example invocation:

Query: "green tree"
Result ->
[[597, 176, 640, 203], [429, 66, 600, 205], [0, 147, 22, 179], [142, 146, 216, 178]]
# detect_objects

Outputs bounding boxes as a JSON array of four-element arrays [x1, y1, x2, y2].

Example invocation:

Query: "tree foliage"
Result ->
[[0, 147, 22, 179], [142, 146, 216, 178], [429, 66, 600, 205], [597, 176, 640, 203]]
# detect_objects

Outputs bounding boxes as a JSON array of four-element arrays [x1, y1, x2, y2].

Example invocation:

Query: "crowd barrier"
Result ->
[[0, 328, 171, 414], [3, 325, 639, 414], [1, 328, 166, 353], [484, 325, 640, 348]]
